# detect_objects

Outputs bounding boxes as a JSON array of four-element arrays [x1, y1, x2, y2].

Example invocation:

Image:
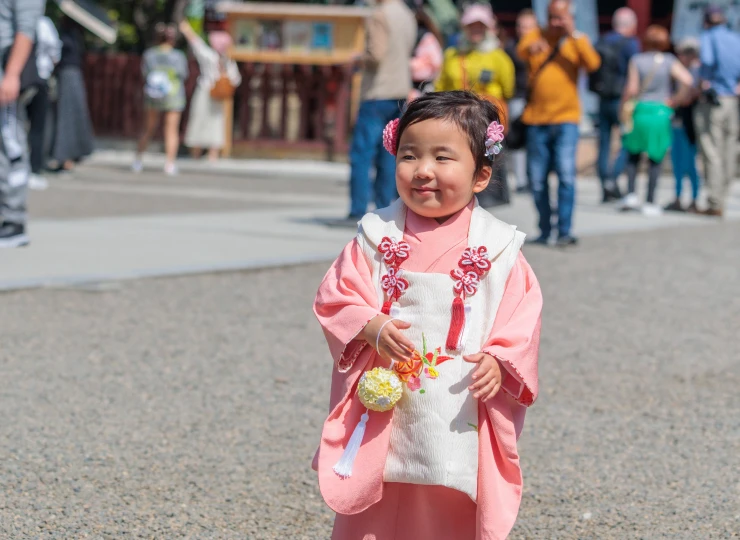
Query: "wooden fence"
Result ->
[[83, 53, 353, 158]]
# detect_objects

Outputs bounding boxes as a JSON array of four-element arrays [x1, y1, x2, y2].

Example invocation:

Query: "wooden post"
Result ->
[[350, 22, 366, 125], [223, 97, 234, 157], [628, 0, 652, 38]]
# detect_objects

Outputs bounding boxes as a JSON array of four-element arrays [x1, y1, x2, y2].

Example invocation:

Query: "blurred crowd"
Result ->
[[0, 1, 245, 248], [1, 0, 740, 250], [347, 0, 740, 245]]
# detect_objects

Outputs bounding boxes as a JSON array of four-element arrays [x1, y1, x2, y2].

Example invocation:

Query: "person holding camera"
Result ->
[[694, 4, 740, 217]]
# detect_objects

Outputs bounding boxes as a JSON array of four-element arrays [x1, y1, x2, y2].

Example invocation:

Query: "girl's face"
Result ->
[[396, 119, 491, 222]]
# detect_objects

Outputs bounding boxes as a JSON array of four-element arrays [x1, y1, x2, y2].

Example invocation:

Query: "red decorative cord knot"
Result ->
[[460, 246, 491, 276], [378, 236, 410, 266], [381, 267, 408, 301], [450, 268, 480, 299]]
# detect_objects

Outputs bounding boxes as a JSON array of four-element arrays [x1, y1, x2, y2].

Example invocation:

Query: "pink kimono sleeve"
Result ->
[[482, 252, 542, 406], [314, 238, 382, 372]]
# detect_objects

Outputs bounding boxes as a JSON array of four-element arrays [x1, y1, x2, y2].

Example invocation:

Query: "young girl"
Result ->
[[313, 91, 542, 540]]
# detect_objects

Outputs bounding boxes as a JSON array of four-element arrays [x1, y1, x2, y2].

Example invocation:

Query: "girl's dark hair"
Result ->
[[396, 90, 503, 174]]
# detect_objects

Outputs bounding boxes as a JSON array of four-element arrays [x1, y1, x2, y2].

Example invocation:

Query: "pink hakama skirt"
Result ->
[[331, 483, 477, 540]]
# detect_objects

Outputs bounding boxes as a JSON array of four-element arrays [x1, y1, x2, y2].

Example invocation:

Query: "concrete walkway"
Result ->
[[1, 157, 738, 291]]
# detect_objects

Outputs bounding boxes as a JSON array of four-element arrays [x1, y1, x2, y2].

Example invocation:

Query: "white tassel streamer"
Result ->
[[332, 410, 370, 478]]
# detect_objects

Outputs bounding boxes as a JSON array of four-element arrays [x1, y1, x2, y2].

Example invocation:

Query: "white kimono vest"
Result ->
[[358, 199, 525, 501]]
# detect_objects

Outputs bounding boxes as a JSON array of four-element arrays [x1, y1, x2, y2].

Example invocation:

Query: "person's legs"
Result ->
[[597, 99, 612, 187], [190, 147, 203, 159], [694, 103, 723, 212], [719, 97, 739, 210], [552, 123, 579, 239], [373, 100, 402, 211], [686, 138, 701, 202], [26, 85, 49, 175], [137, 108, 160, 157], [349, 101, 382, 217], [671, 126, 687, 199], [163, 111, 182, 170], [645, 158, 662, 204], [526, 125, 553, 240], [0, 101, 30, 246], [625, 152, 641, 195], [606, 99, 628, 183], [207, 147, 220, 162]]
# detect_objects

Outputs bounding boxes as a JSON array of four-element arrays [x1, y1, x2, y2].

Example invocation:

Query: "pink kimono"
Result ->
[[313, 202, 542, 540]]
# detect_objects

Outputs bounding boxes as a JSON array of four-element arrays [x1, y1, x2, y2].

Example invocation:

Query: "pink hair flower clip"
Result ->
[[485, 121, 504, 160], [383, 118, 400, 156]]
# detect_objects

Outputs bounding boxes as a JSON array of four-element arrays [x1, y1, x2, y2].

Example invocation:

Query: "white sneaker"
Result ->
[[131, 159, 143, 173], [641, 203, 663, 217], [28, 173, 49, 191], [618, 193, 641, 211], [163, 162, 178, 176]]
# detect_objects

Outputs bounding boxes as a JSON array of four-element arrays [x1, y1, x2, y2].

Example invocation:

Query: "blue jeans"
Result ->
[[349, 100, 402, 217], [671, 126, 700, 200], [527, 123, 579, 239], [597, 98, 627, 186]]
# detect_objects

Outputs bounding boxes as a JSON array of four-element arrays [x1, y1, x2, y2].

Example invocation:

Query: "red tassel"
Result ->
[[446, 297, 465, 350], [381, 301, 392, 315]]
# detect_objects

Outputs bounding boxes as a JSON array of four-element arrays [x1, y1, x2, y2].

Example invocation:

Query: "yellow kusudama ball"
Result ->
[[358, 367, 403, 412]]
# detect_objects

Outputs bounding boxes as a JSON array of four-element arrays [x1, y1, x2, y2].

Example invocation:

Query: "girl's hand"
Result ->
[[464, 353, 504, 401], [362, 315, 414, 365]]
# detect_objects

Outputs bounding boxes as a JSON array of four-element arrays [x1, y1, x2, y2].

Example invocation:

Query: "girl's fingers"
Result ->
[[472, 362, 492, 381], [484, 382, 502, 401], [475, 380, 499, 400], [391, 319, 412, 330], [469, 370, 494, 391], [463, 353, 484, 364], [389, 328, 415, 353], [389, 343, 411, 362], [380, 338, 411, 362]]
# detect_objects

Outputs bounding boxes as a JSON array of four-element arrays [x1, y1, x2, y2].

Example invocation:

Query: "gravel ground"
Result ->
[[1, 221, 738, 539]]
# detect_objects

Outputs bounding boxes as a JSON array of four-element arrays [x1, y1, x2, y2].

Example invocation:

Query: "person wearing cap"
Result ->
[[694, 4, 740, 217], [435, 3, 515, 208], [435, 4, 514, 106]]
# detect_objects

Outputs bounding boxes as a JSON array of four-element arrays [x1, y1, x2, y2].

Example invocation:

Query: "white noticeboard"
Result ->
[[672, 0, 740, 42]]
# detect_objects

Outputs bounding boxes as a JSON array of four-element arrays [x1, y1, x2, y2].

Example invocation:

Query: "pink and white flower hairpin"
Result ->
[[382, 118, 400, 156], [485, 121, 505, 160]]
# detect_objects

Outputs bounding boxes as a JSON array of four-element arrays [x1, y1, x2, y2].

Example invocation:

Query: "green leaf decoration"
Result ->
[[419, 389, 426, 394], [467, 423, 478, 432], [422, 333, 427, 357]]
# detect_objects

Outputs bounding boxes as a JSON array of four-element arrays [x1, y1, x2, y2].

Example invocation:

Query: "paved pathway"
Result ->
[[2, 156, 739, 290]]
